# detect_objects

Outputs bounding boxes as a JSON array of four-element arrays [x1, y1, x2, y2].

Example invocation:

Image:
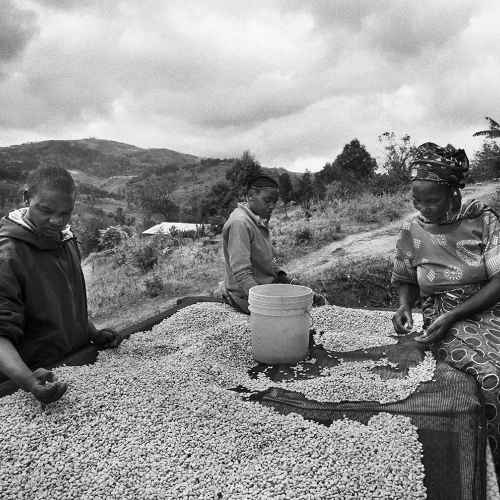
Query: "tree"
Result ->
[[278, 172, 293, 215], [296, 170, 314, 208], [322, 139, 377, 199], [225, 150, 263, 197], [473, 117, 500, 139], [376, 132, 417, 194], [114, 207, 126, 225], [75, 215, 110, 257], [199, 181, 236, 224], [469, 141, 500, 181], [335, 139, 377, 180], [379, 132, 416, 177], [312, 172, 327, 203], [314, 162, 341, 187], [139, 179, 180, 222], [310, 161, 342, 203]]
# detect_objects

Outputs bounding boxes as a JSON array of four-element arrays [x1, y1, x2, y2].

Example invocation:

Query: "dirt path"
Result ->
[[287, 182, 499, 279]]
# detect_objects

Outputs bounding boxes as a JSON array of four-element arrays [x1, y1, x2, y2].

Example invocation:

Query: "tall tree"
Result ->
[[278, 172, 293, 215], [470, 141, 500, 181], [315, 161, 341, 187], [473, 117, 500, 139], [378, 132, 416, 179], [335, 139, 377, 180], [296, 170, 313, 208], [312, 172, 327, 202], [225, 150, 263, 197]]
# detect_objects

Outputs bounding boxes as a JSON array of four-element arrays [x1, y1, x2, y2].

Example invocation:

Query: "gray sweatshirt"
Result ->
[[222, 203, 284, 312]]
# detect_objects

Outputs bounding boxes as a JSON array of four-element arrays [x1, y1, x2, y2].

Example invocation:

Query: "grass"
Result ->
[[301, 256, 399, 309], [85, 190, 414, 330], [271, 191, 411, 265], [85, 234, 224, 330]]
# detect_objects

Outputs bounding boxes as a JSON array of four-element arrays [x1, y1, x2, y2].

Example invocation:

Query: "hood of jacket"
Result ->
[[0, 208, 74, 250]]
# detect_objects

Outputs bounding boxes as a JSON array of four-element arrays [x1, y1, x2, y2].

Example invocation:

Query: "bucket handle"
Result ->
[[306, 309, 314, 329]]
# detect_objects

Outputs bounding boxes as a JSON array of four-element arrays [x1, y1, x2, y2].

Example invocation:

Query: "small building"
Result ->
[[142, 222, 204, 237]]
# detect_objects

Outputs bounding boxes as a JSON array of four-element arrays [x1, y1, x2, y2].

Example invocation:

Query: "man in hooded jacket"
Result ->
[[0, 165, 121, 403]]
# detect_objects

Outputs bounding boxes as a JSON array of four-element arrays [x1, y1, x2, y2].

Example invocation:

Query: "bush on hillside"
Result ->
[[76, 215, 110, 257], [294, 226, 313, 244], [144, 274, 164, 297], [98, 226, 129, 251], [352, 193, 408, 225], [131, 243, 159, 272]]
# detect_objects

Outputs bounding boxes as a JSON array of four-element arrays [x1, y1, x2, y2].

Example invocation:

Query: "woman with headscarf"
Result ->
[[222, 173, 327, 314], [391, 142, 500, 470]]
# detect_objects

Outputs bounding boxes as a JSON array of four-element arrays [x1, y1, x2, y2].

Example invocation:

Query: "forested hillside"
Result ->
[[0, 139, 298, 256], [1, 133, 499, 261]]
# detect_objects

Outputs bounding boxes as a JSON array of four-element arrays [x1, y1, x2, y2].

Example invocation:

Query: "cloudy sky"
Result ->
[[1, 0, 499, 172]]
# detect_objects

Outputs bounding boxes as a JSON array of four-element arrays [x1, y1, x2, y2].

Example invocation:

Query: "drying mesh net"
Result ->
[[245, 325, 486, 500]]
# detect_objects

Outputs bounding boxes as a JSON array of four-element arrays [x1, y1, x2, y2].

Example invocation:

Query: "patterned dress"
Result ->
[[392, 201, 500, 467]]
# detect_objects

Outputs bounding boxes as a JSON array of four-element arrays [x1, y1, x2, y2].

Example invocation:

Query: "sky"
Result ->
[[1, 0, 499, 173]]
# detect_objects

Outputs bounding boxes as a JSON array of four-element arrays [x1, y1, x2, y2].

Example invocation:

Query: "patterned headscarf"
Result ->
[[410, 142, 469, 188]]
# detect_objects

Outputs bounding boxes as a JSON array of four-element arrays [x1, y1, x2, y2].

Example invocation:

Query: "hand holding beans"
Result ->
[[26, 368, 68, 404], [414, 312, 457, 344], [392, 305, 414, 335]]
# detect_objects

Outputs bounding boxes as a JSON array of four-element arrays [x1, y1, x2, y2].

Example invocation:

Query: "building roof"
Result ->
[[142, 222, 203, 235]]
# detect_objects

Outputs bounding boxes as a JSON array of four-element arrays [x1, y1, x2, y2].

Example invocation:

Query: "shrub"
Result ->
[[315, 225, 343, 244], [144, 275, 164, 297], [76, 216, 110, 257], [294, 226, 313, 245], [132, 243, 159, 272], [350, 193, 408, 225], [98, 226, 129, 252], [304, 256, 400, 308]]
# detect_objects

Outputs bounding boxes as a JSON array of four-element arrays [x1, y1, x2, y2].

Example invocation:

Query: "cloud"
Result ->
[[0, 1, 38, 65], [0, 0, 499, 171]]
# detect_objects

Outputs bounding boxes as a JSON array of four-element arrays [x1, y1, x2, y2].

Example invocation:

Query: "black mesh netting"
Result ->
[[238, 330, 487, 500]]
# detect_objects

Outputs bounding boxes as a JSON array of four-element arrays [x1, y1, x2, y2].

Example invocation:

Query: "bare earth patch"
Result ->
[[288, 182, 499, 280]]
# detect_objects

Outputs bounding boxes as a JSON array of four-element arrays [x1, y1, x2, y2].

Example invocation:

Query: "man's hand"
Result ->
[[26, 368, 68, 404], [415, 312, 456, 344], [392, 305, 414, 334], [90, 328, 123, 348]]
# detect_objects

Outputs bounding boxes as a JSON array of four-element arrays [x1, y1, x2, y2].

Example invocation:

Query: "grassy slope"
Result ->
[[87, 181, 500, 331]]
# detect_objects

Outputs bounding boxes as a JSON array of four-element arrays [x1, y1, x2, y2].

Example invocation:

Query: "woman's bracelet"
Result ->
[[289, 277, 298, 285]]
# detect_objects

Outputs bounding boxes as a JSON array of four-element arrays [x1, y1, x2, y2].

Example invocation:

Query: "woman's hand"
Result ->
[[415, 312, 456, 344], [392, 305, 414, 334]]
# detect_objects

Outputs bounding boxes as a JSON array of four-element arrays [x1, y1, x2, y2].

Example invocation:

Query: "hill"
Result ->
[[0, 139, 302, 257], [0, 138, 299, 218], [0, 138, 202, 179]]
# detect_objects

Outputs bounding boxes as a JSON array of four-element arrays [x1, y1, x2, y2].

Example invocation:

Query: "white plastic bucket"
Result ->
[[248, 284, 313, 364]]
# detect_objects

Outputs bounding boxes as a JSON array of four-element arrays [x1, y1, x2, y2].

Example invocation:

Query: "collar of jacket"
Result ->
[[1, 208, 75, 250], [237, 203, 269, 228]]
